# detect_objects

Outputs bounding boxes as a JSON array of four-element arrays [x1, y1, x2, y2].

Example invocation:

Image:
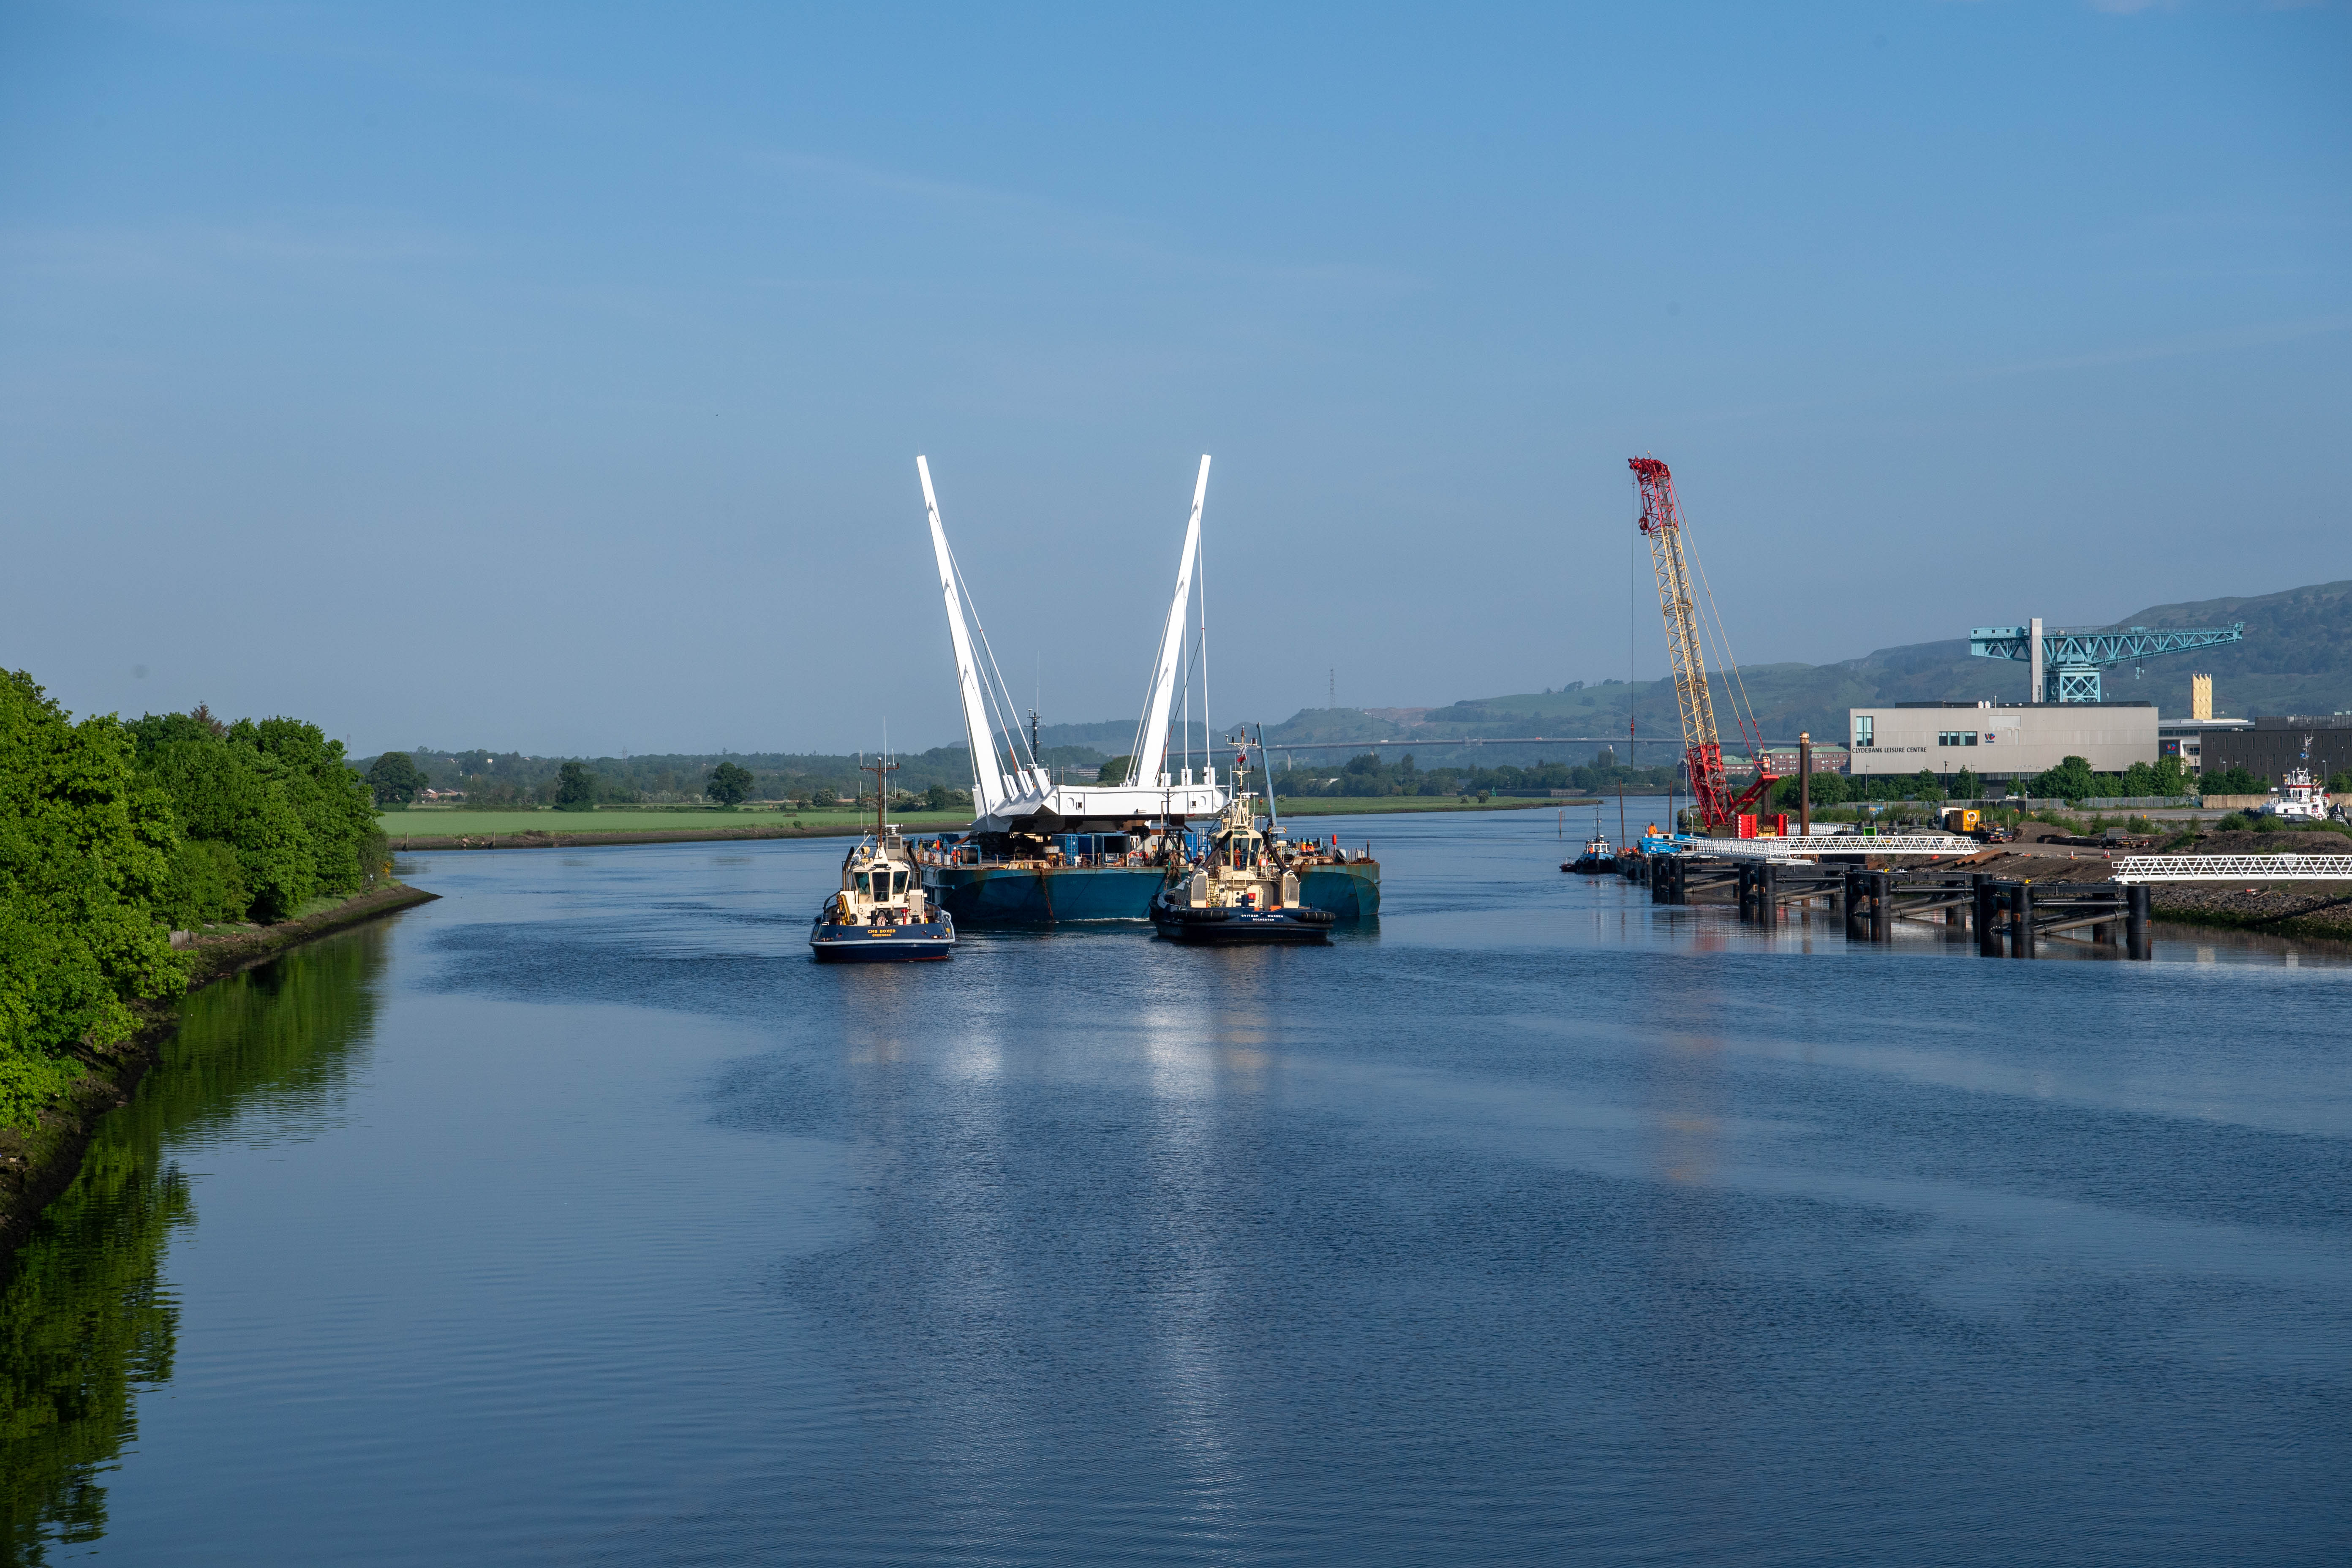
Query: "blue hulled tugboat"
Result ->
[[810, 793, 955, 961], [1563, 811, 1615, 874], [1149, 792, 1337, 945]]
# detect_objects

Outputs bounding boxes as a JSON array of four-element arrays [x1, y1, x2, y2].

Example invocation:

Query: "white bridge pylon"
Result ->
[[919, 455, 1231, 836]]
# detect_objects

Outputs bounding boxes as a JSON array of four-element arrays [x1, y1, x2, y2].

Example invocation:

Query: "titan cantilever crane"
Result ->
[[1629, 456, 1775, 830]]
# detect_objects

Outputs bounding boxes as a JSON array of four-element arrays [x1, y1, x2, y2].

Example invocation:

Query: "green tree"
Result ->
[[2202, 764, 2264, 795], [0, 672, 186, 1127], [2034, 754, 2099, 802], [366, 751, 427, 806], [246, 719, 379, 899], [142, 739, 313, 921], [925, 781, 953, 811], [704, 760, 753, 807], [812, 785, 838, 808], [1096, 756, 1132, 786], [555, 760, 599, 811], [1951, 766, 1979, 800]]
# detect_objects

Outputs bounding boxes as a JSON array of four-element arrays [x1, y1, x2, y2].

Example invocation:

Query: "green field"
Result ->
[[379, 794, 1568, 839], [1272, 795, 1573, 816], [378, 808, 967, 836]]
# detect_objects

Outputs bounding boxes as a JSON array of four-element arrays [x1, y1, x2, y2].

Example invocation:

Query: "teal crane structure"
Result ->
[[1969, 619, 2245, 703]]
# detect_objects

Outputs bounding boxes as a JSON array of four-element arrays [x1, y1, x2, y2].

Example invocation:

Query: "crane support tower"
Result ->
[[1629, 456, 1776, 829], [1969, 621, 2245, 703]]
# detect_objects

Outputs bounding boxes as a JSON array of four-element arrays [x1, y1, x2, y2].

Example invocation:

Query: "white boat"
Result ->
[[2256, 767, 2332, 822]]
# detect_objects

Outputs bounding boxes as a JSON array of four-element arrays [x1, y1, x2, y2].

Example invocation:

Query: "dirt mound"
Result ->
[[2185, 829, 2352, 856]]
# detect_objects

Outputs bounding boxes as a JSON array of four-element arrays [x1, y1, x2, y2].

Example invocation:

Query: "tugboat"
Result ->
[[2257, 763, 2332, 823], [1562, 809, 1615, 874], [810, 759, 956, 961], [1149, 784, 1338, 945]]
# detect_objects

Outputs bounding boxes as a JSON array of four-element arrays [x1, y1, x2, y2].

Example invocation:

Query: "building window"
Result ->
[[1854, 716, 1874, 748]]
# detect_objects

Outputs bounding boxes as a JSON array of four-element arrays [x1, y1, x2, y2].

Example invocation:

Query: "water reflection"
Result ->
[[0, 926, 386, 1564]]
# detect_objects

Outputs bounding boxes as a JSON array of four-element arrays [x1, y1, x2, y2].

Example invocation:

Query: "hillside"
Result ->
[[1258, 577, 2352, 763], [367, 580, 2350, 787]]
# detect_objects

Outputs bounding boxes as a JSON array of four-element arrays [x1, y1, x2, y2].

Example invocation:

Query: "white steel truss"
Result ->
[[2112, 855, 2352, 883], [1682, 835, 1984, 861]]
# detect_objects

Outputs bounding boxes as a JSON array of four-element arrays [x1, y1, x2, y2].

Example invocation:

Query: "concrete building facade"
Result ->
[[2198, 716, 2352, 785], [1848, 701, 2157, 780]]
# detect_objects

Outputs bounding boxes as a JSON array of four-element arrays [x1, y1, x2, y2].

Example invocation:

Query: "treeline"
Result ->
[[1764, 755, 2202, 808], [1268, 750, 1681, 799], [1, 676, 386, 1127], [356, 744, 1105, 809]]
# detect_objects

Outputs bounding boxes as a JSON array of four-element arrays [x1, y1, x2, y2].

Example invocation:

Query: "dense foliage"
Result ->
[[704, 761, 753, 807], [127, 712, 384, 923], [1, 681, 386, 1130], [366, 751, 426, 805], [0, 675, 187, 1127], [553, 761, 599, 811], [1767, 754, 2198, 807]]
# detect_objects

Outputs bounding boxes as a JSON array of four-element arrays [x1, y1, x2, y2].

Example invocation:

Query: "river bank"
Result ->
[[0, 881, 438, 1260]]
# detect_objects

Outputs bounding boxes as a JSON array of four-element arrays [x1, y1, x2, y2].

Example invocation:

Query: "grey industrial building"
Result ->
[[1847, 701, 2157, 781], [2197, 716, 2352, 785]]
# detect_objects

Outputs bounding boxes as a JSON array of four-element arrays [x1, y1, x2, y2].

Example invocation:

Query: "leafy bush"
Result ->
[[2202, 765, 2265, 796], [0, 672, 186, 1127], [2032, 755, 2099, 803], [157, 839, 250, 929]]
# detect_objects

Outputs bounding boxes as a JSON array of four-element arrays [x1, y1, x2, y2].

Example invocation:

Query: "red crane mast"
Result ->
[[1629, 456, 1776, 830]]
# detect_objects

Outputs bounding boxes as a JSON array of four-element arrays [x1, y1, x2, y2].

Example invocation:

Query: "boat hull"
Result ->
[[1150, 901, 1334, 944], [1297, 860, 1380, 920], [809, 920, 956, 961], [922, 863, 1167, 924], [925, 856, 1378, 927]]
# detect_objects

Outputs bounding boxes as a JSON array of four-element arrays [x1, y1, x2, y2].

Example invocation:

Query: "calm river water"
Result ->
[[5, 808, 2349, 1565]]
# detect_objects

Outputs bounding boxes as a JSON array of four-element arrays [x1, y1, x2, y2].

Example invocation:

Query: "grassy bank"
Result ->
[[1269, 795, 1583, 816]]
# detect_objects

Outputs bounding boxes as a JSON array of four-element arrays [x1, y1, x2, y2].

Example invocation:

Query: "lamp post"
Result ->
[[1799, 731, 1812, 837]]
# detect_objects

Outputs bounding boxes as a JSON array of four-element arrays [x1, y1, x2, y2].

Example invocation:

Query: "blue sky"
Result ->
[[4, 1, 2345, 756]]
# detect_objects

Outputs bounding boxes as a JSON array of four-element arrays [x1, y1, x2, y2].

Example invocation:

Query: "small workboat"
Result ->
[[1149, 789, 1336, 945], [811, 821, 955, 962], [1563, 810, 1615, 874], [2257, 766, 2333, 823]]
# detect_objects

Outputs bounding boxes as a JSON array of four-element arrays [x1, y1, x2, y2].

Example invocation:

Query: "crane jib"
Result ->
[[1629, 455, 1778, 831]]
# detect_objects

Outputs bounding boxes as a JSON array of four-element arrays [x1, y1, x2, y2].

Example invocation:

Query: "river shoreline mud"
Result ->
[[0, 882, 438, 1263]]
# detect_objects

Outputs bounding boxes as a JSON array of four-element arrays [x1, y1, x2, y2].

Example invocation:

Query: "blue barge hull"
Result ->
[[923, 863, 1167, 924], [926, 859, 1380, 926]]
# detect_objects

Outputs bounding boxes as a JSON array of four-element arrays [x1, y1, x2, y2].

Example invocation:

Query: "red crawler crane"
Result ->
[[1629, 456, 1776, 830]]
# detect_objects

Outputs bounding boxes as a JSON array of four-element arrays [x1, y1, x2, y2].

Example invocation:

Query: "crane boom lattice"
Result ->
[[1629, 456, 1774, 829]]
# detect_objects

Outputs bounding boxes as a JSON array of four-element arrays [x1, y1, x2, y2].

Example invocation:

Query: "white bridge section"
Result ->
[[922, 453, 1232, 836], [2112, 855, 2352, 883], [1686, 835, 1983, 861]]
